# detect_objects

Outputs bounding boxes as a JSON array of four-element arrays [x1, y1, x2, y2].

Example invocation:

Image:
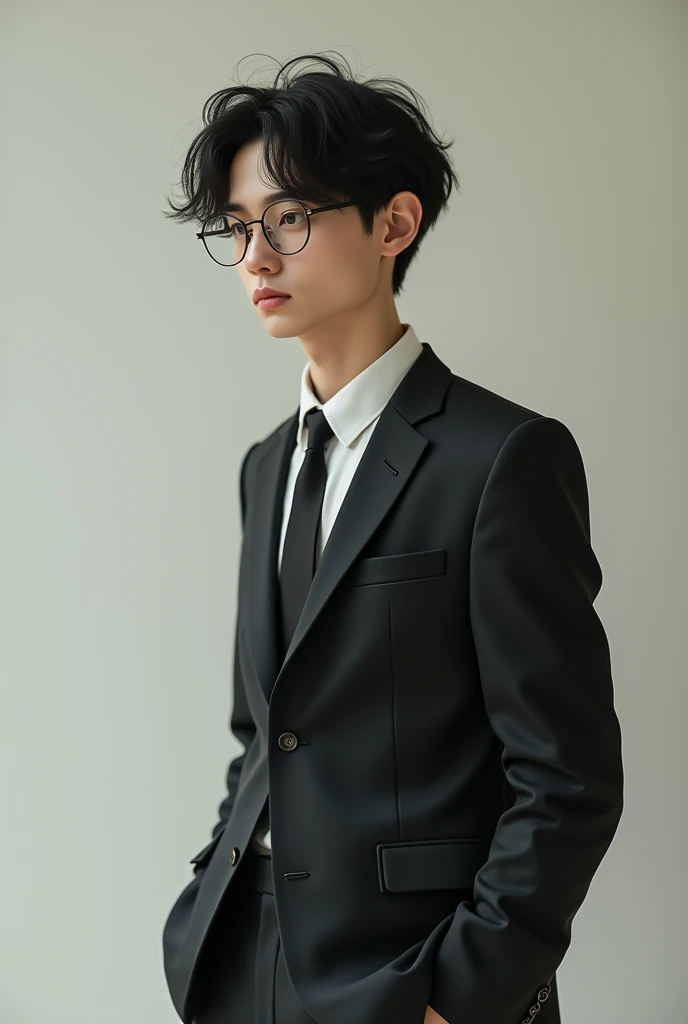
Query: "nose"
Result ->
[[243, 225, 282, 271]]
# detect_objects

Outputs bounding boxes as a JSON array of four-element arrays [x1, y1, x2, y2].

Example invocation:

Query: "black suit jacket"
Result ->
[[162, 341, 624, 1024]]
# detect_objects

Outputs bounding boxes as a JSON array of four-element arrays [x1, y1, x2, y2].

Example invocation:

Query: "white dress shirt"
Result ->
[[250, 323, 424, 854]]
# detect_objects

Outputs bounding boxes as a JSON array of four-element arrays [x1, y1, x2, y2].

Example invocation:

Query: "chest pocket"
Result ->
[[348, 547, 446, 587]]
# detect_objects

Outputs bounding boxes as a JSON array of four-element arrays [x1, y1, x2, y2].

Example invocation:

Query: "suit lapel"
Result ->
[[245, 341, 452, 706]]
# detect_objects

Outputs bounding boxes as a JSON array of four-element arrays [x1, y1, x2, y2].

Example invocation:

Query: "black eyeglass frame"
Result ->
[[195, 199, 365, 266]]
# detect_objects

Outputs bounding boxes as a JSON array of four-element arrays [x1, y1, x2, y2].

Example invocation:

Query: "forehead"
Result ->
[[226, 139, 289, 214], [224, 189, 303, 215]]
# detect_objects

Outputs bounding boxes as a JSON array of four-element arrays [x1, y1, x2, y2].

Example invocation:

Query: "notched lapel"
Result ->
[[245, 342, 453, 707], [244, 414, 297, 706]]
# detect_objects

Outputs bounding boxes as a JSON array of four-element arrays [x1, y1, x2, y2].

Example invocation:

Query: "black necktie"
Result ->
[[279, 406, 335, 658]]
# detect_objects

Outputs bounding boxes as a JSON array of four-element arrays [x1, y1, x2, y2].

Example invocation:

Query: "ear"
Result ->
[[380, 191, 422, 257]]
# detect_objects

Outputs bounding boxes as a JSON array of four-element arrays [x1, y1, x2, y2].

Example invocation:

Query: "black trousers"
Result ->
[[192, 850, 318, 1024]]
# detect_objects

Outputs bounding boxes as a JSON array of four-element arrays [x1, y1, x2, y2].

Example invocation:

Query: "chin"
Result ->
[[260, 319, 299, 339]]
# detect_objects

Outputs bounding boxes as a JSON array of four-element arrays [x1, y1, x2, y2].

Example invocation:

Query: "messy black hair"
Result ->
[[163, 51, 460, 297]]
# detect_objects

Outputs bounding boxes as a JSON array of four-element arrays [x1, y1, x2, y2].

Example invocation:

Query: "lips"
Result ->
[[253, 289, 291, 304], [256, 294, 291, 310]]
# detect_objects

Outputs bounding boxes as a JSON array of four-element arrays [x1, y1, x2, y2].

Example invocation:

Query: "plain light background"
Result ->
[[1, 2, 686, 1022]]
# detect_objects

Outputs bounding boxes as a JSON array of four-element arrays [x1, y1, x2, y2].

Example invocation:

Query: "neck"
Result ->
[[300, 301, 405, 404]]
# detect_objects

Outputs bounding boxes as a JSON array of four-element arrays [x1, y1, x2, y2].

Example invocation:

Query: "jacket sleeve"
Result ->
[[427, 415, 624, 1024], [205, 441, 260, 847]]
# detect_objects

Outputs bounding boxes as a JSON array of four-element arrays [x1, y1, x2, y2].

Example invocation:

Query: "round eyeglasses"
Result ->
[[196, 199, 363, 267]]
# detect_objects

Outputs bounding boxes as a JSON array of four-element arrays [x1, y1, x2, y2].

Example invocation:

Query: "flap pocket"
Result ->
[[349, 548, 446, 587], [189, 825, 226, 870], [376, 837, 491, 893]]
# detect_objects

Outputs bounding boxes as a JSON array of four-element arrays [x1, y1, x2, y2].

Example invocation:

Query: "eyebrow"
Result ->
[[223, 190, 306, 214]]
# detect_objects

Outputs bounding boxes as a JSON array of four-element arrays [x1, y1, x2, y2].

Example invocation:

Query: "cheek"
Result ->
[[303, 232, 344, 268], [303, 234, 375, 292]]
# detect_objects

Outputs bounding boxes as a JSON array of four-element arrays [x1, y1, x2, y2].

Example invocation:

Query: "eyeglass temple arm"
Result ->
[[195, 200, 362, 238]]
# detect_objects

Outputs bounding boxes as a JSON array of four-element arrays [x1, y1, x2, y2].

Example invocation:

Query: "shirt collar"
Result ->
[[296, 324, 424, 452]]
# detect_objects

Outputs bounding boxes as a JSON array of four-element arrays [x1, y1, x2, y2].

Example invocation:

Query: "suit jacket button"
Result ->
[[230, 847, 240, 865], [278, 732, 299, 751]]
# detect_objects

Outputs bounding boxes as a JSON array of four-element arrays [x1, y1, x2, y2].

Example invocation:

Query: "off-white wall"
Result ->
[[1, 3, 685, 1022]]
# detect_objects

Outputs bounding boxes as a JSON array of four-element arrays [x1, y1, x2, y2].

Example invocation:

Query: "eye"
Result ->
[[279, 209, 306, 227], [224, 221, 246, 238]]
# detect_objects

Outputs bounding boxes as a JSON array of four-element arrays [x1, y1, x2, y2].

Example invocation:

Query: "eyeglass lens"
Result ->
[[202, 200, 309, 266]]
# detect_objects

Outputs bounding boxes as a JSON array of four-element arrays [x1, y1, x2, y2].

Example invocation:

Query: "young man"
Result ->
[[161, 53, 624, 1024]]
